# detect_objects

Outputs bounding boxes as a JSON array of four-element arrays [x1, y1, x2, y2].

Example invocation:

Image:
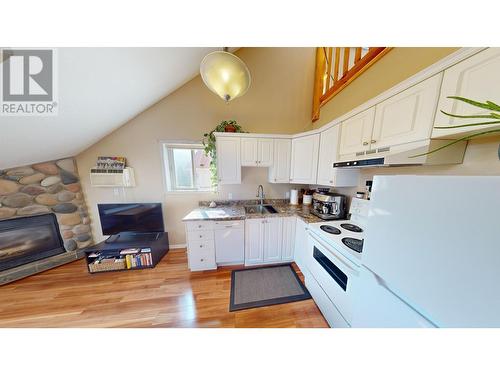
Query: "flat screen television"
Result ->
[[98, 203, 164, 235]]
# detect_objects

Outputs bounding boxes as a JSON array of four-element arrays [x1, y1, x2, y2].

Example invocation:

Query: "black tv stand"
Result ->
[[104, 232, 161, 244], [84, 231, 169, 274]]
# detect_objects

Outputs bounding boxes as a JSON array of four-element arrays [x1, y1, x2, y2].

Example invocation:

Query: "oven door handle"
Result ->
[[308, 230, 359, 274]]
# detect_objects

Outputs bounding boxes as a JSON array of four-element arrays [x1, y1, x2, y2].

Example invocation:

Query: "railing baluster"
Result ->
[[334, 47, 341, 82], [325, 47, 333, 90], [355, 47, 362, 63], [343, 47, 350, 78]]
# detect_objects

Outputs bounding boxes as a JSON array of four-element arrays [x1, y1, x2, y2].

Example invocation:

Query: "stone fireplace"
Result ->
[[0, 158, 93, 284]]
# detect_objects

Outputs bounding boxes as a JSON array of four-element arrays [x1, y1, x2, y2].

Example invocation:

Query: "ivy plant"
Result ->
[[202, 120, 246, 187]]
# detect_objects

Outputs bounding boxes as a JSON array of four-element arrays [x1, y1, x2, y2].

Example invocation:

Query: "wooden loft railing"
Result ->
[[312, 47, 392, 121]]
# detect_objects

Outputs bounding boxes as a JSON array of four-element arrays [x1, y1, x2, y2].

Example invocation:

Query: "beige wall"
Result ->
[[76, 48, 315, 245]]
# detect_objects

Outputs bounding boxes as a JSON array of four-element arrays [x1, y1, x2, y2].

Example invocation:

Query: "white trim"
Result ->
[[214, 48, 486, 139], [169, 244, 187, 249]]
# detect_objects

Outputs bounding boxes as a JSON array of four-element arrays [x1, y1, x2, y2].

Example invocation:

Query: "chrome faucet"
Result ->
[[257, 184, 265, 207]]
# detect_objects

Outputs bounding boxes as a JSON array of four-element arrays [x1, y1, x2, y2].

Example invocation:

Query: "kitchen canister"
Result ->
[[290, 189, 298, 205], [303, 193, 312, 206]]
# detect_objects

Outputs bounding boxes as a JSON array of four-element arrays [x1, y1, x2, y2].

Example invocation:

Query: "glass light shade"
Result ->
[[200, 51, 251, 103]]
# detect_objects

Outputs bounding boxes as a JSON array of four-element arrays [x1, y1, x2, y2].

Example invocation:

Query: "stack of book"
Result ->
[[120, 248, 153, 269], [91, 156, 127, 173]]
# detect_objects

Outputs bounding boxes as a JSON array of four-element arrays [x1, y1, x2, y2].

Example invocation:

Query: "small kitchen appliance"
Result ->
[[311, 192, 347, 220]]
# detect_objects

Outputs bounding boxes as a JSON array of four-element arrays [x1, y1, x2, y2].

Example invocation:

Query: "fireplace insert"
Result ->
[[0, 214, 66, 272]]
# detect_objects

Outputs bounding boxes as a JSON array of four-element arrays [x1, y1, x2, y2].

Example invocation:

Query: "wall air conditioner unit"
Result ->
[[90, 167, 136, 187]]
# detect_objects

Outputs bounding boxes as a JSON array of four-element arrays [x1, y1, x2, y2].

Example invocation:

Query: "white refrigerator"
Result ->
[[351, 175, 500, 328]]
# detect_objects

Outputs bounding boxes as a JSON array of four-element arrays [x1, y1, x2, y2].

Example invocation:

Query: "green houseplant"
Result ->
[[203, 120, 246, 186], [412, 96, 500, 158]]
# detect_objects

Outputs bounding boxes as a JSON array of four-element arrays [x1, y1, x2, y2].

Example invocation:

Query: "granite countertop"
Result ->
[[182, 200, 324, 224]]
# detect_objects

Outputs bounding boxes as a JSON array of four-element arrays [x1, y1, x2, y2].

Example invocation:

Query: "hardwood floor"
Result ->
[[0, 249, 328, 328]]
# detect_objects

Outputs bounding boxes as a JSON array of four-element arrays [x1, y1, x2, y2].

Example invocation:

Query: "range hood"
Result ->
[[334, 139, 467, 168]]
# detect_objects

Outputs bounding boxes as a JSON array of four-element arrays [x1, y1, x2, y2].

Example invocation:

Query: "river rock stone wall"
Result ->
[[0, 158, 93, 251]]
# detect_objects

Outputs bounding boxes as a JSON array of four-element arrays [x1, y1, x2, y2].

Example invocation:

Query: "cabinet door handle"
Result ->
[[199, 245, 203, 248], [199, 235, 202, 238], [371, 140, 377, 144], [362, 141, 369, 146]]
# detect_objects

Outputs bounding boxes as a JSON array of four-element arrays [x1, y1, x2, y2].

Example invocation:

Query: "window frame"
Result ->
[[160, 141, 215, 193]]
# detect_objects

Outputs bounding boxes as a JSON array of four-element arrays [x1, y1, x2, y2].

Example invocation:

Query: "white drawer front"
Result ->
[[306, 272, 349, 328], [188, 239, 215, 252], [186, 221, 215, 232], [187, 230, 214, 242], [189, 247, 216, 271]]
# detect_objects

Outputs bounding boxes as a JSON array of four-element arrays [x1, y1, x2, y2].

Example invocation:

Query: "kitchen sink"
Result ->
[[244, 205, 278, 214]]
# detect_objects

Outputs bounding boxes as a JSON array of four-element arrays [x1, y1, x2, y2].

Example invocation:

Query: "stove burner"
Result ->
[[342, 237, 363, 253], [320, 225, 341, 235], [340, 223, 363, 233]]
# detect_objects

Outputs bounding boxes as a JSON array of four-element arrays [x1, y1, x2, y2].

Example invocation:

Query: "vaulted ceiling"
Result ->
[[0, 47, 223, 169]]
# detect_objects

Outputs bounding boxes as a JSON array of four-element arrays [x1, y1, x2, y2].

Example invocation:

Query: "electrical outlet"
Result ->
[[285, 191, 290, 199], [228, 193, 233, 200]]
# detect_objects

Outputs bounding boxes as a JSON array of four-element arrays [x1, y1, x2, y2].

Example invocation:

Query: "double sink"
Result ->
[[244, 204, 278, 214]]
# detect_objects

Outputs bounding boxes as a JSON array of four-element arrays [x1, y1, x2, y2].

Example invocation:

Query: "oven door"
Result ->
[[306, 230, 359, 325]]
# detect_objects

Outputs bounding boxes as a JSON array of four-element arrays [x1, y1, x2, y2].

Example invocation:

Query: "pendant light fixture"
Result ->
[[200, 48, 251, 103]]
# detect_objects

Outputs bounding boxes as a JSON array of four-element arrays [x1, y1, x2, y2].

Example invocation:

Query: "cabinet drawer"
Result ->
[[188, 247, 216, 271], [186, 221, 214, 232], [188, 239, 214, 252], [187, 230, 214, 242], [214, 220, 243, 229]]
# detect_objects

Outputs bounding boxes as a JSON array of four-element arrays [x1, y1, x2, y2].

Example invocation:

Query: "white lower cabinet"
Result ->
[[245, 218, 264, 265], [281, 217, 296, 262], [245, 216, 296, 266], [185, 221, 216, 271], [262, 217, 283, 263], [293, 218, 310, 278]]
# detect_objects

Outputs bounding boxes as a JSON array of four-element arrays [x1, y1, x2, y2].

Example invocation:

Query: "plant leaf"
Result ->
[[409, 128, 500, 158], [486, 101, 500, 111], [447, 96, 497, 111], [434, 120, 500, 129], [439, 110, 498, 119]]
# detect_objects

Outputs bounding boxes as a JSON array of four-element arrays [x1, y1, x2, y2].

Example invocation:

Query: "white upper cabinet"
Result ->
[[432, 48, 500, 139], [269, 138, 291, 183], [241, 138, 258, 166], [216, 137, 241, 184], [339, 107, 376, 156], [241, 137, 273, 167], [290, 134, 320, 184], [372, 73, 443, 148], [317, 125, 359, 187]]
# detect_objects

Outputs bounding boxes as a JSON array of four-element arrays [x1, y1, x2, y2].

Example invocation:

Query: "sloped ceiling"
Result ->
[[0, 47, 223, 169]]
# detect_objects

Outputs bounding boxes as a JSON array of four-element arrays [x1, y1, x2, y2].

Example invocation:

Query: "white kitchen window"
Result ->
[[162, 143, 213, 192]]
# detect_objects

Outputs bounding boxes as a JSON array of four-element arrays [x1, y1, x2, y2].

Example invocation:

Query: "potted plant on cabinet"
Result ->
[[203, 120, 245, 186]]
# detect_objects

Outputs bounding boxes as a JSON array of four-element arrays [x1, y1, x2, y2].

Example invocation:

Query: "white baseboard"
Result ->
[[169, 243, 187, 250]]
